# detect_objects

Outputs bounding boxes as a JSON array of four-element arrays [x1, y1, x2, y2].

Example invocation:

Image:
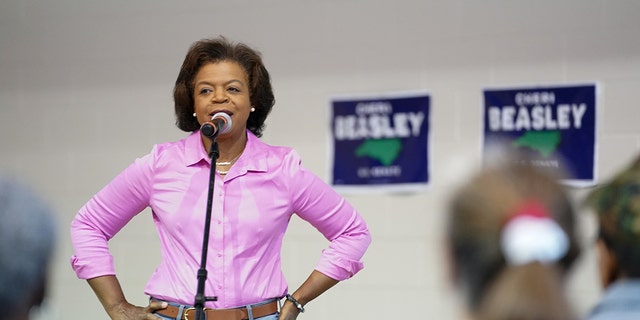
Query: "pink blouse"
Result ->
[[70, 130, 371, 308]]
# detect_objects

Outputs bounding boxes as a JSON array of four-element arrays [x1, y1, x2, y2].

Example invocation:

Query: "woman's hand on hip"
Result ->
[[108, 300, 168, 320], [277, 301, 300, 320]]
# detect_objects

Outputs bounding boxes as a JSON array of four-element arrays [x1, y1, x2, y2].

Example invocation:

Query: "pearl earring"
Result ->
[[251, 107, 255, 112], [192, 112, 196, 117]]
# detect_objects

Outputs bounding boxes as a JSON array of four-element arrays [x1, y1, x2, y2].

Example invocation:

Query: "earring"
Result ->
[[192, 112, 196, 117], [250, 107, 255, 112]]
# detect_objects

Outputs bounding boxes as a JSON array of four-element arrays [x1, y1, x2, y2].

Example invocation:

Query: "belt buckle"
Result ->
[[183, 307, 209, 320]]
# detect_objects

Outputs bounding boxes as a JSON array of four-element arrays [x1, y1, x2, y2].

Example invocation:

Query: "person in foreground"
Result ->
[[583, 155, 640, 319], [446, 152, 581, 320], [0, 175, 57, 320], [70, 36, 371, 320]]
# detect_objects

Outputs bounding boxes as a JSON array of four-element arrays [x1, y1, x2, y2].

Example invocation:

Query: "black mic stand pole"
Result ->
[[194, 134, 220, 320]]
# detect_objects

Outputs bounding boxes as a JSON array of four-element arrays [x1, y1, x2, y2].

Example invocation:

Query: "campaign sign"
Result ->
[[483, 84, 597, 186], [331, 92, 430, 192]]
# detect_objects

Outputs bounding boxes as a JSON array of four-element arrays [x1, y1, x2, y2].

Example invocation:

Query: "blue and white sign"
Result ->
[[483, 84, 598, 186], [330, 92, 430, 193]]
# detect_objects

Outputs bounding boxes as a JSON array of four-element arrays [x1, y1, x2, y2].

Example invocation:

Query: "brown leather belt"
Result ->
[[153, 299, 278, 320]]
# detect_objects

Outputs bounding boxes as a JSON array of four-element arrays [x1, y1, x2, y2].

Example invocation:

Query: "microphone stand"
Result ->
[[194, 134, 220, 320]]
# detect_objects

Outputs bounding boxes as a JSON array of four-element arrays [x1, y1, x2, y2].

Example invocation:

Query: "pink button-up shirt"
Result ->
[[70, 130, 371, 308]]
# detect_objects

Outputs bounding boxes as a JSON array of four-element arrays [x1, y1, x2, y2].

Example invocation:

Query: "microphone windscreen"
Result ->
[[201, 122, 216, 137]]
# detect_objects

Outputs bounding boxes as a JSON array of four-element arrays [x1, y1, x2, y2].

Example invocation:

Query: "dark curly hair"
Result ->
[[173, 36, 275, 137]]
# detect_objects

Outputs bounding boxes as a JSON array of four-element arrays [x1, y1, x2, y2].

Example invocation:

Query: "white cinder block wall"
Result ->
[[2, 1, 639, 319]]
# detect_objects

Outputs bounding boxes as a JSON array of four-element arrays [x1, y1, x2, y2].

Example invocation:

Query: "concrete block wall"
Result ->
[[1, 1, 639, 319]]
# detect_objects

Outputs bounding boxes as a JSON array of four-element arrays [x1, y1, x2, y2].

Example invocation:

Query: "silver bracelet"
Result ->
[[285, 294, 305, 313]]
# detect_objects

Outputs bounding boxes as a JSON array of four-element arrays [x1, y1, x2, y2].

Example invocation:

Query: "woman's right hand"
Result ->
[[107, 300, 168, 320], [87, 276, 168, 319]]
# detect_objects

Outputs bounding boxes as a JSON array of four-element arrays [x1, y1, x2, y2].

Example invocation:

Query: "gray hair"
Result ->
[[0, 175, 56, 317]]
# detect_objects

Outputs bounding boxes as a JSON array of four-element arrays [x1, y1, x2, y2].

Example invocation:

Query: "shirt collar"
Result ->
[[185, 131, 209, 167], [235, 130, 269, 173], [184, 129, 270, 173], [602, 279, 640, 301]]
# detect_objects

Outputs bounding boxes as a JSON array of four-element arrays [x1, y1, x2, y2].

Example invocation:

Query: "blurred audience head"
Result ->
[[446, 148, 580, 320], [585, 155, 640, 287], [0, 175, 57, 320]]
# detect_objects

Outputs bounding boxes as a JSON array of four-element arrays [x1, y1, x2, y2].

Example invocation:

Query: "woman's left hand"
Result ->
[[277, 302, 300, 320]]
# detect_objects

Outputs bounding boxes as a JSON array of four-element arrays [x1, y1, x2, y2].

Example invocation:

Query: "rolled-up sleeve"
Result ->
[[70, 151, 154, 279], [287, 151, 372, 281]]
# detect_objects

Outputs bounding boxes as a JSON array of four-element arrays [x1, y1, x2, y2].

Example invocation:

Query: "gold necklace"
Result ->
[[216, 151, 242, 166]]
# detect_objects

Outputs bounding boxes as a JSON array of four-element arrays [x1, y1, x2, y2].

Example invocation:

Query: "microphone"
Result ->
[[201, 112, 232, 138]]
